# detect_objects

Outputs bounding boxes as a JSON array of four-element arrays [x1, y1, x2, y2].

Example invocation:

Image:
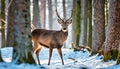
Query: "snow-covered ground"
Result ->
[[0, 47, 120, 69]]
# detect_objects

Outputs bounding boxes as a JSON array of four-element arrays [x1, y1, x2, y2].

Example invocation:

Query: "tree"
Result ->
[[48, 0, 53, 29], [40, 0, 46, 29], [32, 0, 41, 29], [92, 0, 105, 54], [75, 0, 81, 47], [0, 0, 6, 48], [6, 0, 35, 63], [72, 0, 76, 47], [0, 0, 7, 62], [103, 0, 120, 61], [80, 0, 88, 45], [6, 0, 15, 47], [62, 0, 66, 19], [87, 0, 92, 48]]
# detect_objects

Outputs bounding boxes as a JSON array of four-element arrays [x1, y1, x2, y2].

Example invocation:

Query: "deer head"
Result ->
[[56, 9, 73, 32]]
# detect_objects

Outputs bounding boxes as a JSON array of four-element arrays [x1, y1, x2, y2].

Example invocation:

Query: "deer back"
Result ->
[[32, 29, 68, 48]]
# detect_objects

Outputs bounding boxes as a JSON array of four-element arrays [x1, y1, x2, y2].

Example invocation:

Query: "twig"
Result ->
[[7, 0, 14, 9], [0, 17, 6, 24], [5, 0, 14, 17]]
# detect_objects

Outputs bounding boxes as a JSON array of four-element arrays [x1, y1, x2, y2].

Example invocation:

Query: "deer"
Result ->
[[32, 9, 72, 65]]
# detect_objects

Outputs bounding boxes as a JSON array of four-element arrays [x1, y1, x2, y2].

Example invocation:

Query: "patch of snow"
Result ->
[[1, 47, 13, 63], [0, 47, 120, 69]]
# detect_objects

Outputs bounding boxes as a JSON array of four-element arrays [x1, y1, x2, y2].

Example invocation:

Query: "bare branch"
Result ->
[[0, 17, 6, 24], [5, 0, 14, 17]]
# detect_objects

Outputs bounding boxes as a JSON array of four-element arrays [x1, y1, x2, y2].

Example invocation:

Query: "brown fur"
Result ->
[[32, 29, 68, 48]]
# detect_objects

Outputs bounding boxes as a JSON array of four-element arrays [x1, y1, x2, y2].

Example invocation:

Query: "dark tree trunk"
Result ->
[[40, 0, 46, 29], [62, 0, 66, 19], [6, 0, 15, 47], [75, 0, 81, 47], [103, 0, 120, 62], [48, 0, 53, 30], [1, 0, 6, 48], [32, 0, 41, 29], [6, 0, 35, 63], [87, 0, 92, 48], [92, 0, 105, 54]]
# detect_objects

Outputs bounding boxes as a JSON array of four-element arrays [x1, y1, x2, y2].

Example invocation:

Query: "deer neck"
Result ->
[[60, 29, 68, 39]]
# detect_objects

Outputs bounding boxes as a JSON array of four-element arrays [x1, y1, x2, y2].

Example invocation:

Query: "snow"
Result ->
[[0, 47, 120, 69]]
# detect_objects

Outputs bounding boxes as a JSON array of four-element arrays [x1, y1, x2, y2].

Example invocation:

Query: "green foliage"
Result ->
[[103, 53, 111, 62], [103, 50, 118, 62], [116, 51, 120, 64]]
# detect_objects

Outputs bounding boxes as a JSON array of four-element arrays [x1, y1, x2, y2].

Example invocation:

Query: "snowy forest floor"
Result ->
[[0, 48, 120, 69]]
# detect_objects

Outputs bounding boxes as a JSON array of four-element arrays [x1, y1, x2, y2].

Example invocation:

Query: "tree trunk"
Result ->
[[0, 0, 3, 62], [72, 0, 76, 47], [62, 0, 66, 19], [48, 0, 53, 30], [40, 0, 46, 29], [54, 0, 57, 7], [6, 0, 15, 47], [75, 0, 81, 47], [32, 0, 41, 29], [92, 0, 105, 54], [87, 0, 92, 48], [103, 0, 120, 61], [7, 0, 35, 63], [80, 0, 88, 45], [1, 0, 6, 48]]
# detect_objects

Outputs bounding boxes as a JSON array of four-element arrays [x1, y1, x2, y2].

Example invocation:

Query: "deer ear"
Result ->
[[66, 19, 72, 24], [57, 19, 63, 24]]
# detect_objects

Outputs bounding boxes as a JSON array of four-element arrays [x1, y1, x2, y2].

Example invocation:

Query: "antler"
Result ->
[[56, 8, 63, 20], [67, 9, 73, 20]]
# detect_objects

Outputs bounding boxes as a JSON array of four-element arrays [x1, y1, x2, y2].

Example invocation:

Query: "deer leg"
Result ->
[[35, 47, 42, 65], [57, 48, 64, 65], [48, 48, 53, 65], [32, 41, 41, 65]]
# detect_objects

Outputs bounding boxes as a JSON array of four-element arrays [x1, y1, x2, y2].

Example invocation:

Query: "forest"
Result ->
[[0, 0, 120, 69]]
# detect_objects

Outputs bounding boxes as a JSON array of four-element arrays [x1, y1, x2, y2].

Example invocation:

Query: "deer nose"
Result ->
[[63, 28, 66, 30]]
